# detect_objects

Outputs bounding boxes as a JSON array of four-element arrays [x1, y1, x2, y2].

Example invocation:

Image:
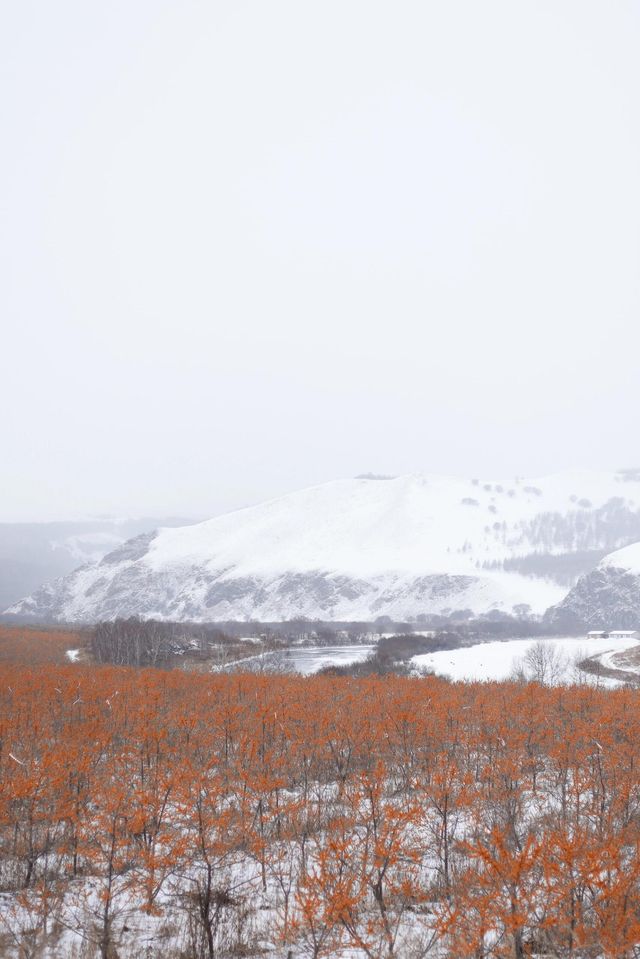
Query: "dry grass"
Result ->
[[0, 625, 90, 665]]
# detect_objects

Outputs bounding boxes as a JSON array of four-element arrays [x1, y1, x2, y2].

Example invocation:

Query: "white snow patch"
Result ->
[[597, 540, 640, 574]]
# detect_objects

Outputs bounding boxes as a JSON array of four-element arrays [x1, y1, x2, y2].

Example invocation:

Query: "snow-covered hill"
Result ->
[[6, 470, 640, 623], [546, 541, 640, 629]]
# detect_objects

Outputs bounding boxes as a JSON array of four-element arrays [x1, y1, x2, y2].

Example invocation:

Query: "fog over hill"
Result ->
[[7, 470, 640, 625], [0, 518, 196, 611]]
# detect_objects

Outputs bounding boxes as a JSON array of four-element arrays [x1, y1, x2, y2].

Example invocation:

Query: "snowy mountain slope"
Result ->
[[546, 542, 640, 629], [6, 471, 640, 623]]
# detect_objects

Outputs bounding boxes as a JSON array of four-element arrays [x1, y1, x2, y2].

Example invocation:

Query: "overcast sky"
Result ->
[[1, 1, 639, 521]]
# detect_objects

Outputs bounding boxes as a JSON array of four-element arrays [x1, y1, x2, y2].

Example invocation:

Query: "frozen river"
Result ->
[[239, 644, 376, 675]]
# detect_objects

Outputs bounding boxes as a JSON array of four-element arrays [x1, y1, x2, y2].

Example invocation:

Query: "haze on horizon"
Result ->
[[2, 1, 639, 523]]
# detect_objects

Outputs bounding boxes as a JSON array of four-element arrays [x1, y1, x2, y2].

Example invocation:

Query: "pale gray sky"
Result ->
[[2, 1, 639, 521]]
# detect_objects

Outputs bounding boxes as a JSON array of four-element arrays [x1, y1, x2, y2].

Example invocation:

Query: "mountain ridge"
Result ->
[[7, 471, 640, 624]]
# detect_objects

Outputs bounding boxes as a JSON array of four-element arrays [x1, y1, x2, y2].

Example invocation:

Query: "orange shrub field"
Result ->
[[1, 666, 640, 957]]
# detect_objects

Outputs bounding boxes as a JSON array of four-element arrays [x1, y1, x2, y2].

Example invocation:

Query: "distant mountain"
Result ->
[[546, 542, 640, 629], [0, 518, 195, 612], [7, 471, 640, 624]]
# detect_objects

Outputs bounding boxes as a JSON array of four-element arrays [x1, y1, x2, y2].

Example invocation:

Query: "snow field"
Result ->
[[411, 635, 640, 684]]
